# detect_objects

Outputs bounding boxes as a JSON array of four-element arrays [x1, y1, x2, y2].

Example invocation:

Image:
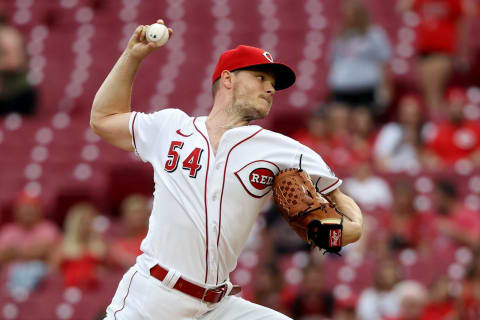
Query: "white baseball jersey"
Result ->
[[129, 108, 341, 286]]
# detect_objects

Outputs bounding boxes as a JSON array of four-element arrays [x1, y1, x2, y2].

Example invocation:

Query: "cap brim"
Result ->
[[235, 63, 296, 91]]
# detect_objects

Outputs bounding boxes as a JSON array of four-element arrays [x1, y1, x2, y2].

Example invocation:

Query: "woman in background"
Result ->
[[397, 0, 473, 118], [373, 94, 426, 173], [327, 0, 392, 113], [50, 202, 107, 288], [0, 15, 37, 115]]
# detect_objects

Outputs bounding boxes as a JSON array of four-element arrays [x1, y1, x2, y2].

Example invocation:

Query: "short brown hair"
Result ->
[[211, 70, 241, 99]]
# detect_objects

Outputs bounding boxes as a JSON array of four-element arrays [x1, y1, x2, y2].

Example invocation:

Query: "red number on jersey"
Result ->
[[164, 142, 204, 177], [164, 141, 184, 172], [182, 148, 203, 178]]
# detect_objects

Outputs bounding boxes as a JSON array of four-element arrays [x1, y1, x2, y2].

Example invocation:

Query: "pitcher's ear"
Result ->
[[221, 70, 234, 90]]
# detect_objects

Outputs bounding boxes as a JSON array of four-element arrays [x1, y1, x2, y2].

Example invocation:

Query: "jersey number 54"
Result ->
[[164, 141, 204, 178]]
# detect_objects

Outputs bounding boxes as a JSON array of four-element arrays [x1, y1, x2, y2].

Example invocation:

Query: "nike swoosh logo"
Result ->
[[176, 129, 193, 137]]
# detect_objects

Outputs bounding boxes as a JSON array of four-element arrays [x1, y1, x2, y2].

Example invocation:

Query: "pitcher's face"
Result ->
[[230, 69, 276, 121]]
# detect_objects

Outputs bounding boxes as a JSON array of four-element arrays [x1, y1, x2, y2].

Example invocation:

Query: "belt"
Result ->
[[149, 264, 241, 304]]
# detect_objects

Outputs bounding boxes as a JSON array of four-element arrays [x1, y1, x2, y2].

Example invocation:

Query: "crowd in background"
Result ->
[[0, 14, 37, 116], [1, 0, 480, 319], [0, 192, 149, 318]]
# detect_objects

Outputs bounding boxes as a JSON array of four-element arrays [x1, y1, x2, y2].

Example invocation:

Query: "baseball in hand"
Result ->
[[146, 23, 169, 46]]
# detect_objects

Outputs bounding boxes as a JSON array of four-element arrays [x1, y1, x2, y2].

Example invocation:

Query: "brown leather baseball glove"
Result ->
[[272, 168, 344, 253]]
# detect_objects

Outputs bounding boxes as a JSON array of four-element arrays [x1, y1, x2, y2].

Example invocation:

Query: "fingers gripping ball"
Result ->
[[146, 23, 169, 47], [272, 168, 344, 253]]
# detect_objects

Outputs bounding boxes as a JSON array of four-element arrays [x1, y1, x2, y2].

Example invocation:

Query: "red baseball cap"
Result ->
[[212, 45, 296, 91]]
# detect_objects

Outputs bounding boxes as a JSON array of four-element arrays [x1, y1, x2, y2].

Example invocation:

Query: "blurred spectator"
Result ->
[[350, 106, 377, 164], [420, 276, 458, 319], [0, 192, 59, 295], [458, 252, 480, 319], [333, 296, 358, 320], [343, 161, 393, 210], [383, 180, 427, 252], [292, 103, 347, 170], [109, 194, 149, 269], [0, 17, 37, 115], [50, 202, 107, 288], [331, 104, 377, 172], [288, 263, 334, 319], [247, 263, 289, 315], [374, 94, 426, 173], [263, 202, 309, 259], [357, 258, 402, 320], [386, 280, 428, 320], [292, 106, 332, 163], [300, 103, 376, 173], [423, 87, 480, 169], [328, 0, 392, 112], [324, 103, 352, 171], [426, 179, 480, 250], [397, 0, 472, 118]]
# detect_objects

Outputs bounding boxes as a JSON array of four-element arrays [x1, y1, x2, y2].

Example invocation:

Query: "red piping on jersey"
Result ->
[[317, 178, 340, 193], [132, 112, 139, 150], [193, 117, 211, 284], [114, 270, 138, 319], [216, 128, 263, 284]]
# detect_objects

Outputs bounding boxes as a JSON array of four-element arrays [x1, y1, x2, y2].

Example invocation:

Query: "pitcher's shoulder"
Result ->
[[151, 107, 191, 119], [136, 108, 193, 127], [256, 128, 301, 145]]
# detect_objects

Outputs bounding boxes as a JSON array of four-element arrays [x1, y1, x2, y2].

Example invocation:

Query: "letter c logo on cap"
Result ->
[[263, 51, 274, 63]]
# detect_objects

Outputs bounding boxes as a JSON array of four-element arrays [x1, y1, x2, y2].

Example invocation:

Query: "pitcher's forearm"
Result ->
[[328, 188, 363, 245], [91, 51, 142, 123], [89, 22, 171, 151]]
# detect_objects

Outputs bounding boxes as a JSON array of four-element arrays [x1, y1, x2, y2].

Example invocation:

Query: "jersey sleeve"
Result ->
[[129, 108, 188, 163], [293, 142, 342, 194]]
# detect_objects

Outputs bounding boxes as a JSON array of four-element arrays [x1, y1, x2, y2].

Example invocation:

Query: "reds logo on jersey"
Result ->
[[235, 160, 279, 198]]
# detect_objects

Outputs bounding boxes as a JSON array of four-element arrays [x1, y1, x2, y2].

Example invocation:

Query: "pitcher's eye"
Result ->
[[257, 75, 264, 81]]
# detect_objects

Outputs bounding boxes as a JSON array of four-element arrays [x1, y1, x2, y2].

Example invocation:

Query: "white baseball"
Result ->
[[146, 23, 169, 47]]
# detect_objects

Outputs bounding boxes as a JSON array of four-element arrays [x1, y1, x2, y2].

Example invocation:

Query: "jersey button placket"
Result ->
[[208, 244, 217, 277], [212, 191, 219, 201], [209, 221, 219, 280], [206, 150, 224, 283]]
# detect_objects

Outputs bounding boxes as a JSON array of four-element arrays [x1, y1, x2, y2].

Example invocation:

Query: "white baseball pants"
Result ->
[[104, 265, 292, 320]]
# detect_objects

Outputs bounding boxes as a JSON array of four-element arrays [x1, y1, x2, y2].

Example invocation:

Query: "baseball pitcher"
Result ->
[[91, 19, 363, 320]]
